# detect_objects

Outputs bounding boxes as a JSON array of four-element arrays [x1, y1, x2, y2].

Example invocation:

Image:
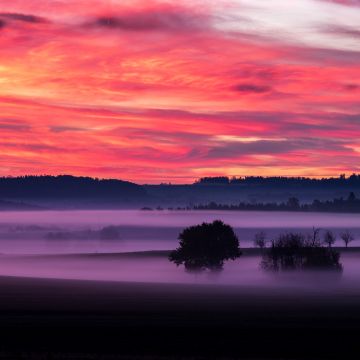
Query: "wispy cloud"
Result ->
[[49, 126, 88, 133], [0, 0, 359, 182], [85, 8, 208, 33], [233, 84, 272, 94], [0, 12, 46, 23]]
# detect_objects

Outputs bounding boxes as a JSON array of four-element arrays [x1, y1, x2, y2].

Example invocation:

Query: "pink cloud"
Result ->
[[0, 1, 359, 182]]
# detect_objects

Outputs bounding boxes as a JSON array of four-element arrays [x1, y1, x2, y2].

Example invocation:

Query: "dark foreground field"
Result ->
[[0, 274, 360, 360]]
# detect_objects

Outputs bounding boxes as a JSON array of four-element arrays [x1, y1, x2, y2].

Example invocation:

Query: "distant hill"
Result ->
[[0, 199, 44, 211], [0, 176, 147, 208], [3, 174, 360, 210], [144, 174, 360, 206]]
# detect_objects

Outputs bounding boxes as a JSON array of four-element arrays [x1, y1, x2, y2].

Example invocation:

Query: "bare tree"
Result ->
[[307, 227, 321, 247], [323, 230, 336, 248], [254, 231, 267, 249], [340, 230, 354, 248]]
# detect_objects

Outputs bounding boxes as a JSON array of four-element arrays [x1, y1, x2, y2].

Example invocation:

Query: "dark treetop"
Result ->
[[169, 220, 242, 271]]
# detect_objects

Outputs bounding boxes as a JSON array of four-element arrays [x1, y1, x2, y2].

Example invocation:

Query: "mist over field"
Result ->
[[0, 210, 359, 293], [1, 210, 360, 254]]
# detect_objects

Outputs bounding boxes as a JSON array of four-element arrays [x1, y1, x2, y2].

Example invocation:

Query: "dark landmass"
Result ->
[[0, 274, 359, 359], [0, 175, 146, 208], [146, 174, 360, 206], [0, 249, 358, 358], [3, 174, 360, 209], [0, 199, 44, 211]]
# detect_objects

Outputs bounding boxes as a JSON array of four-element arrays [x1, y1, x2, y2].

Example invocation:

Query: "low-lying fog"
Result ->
[[1, 210, 360, 255], [0, 252, 359, 293], [0, 210, 360, 292]]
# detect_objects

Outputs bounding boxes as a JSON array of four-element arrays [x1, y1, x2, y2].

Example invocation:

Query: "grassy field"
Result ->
[[0, 248, 359, 359], [0, 267, 359, 359]]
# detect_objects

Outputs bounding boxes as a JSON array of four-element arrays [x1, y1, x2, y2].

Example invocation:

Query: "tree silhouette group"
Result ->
[[260, 232, 342, 272]]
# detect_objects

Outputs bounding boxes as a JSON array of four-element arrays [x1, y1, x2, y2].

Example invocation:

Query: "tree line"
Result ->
[[194, 192, 360, 213], [195, 174, 360, 187], [253, 228, 354, 249]]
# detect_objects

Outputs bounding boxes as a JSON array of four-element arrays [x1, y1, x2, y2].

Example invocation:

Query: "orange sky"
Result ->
[[0, 0, 360, 183]]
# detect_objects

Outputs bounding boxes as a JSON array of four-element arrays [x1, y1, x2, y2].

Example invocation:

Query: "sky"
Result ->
[[0, 0, 360, 183]]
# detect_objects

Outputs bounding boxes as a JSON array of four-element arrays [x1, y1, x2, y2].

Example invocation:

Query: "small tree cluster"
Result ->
[[255, 228, 355, 249], [323, 230, 336, 248], [340, 230, 354, 248], [260, 232, 342, 272]]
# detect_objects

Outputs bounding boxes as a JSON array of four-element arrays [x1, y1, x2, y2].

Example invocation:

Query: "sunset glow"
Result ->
[[1, 0, 360, 183]]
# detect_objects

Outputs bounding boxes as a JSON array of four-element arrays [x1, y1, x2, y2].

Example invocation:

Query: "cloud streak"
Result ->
[[87, 8, 208, 32], [234, 84, 272, 94], [0, 12, 46, 23]]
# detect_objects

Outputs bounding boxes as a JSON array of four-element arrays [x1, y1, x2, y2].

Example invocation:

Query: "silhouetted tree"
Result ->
[[169, 220, 241, 271], [195, 177, 230, 185], [340, 230, 354, 248], [307, 227, 322, 247], [323, 230, 336, 248], [287, 197, 300, 209], [348, 192, 357, 202], [254, 231, 267, 249]]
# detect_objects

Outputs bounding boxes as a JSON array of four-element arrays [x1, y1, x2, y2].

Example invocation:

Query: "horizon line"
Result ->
[[0, 173, 358, 185]]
